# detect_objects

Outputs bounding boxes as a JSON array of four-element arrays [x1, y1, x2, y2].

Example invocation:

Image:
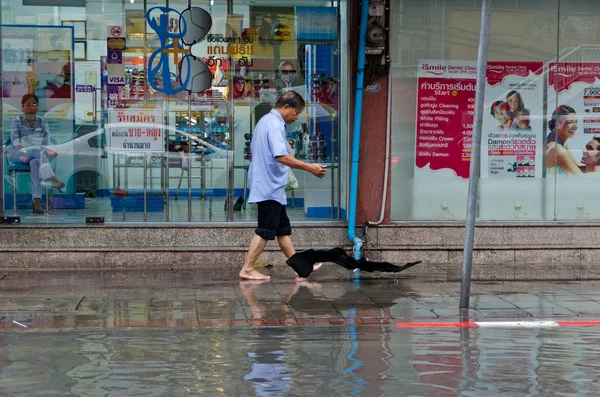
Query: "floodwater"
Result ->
[[1, 325, 600, 396], [4, 272, 600, 396]]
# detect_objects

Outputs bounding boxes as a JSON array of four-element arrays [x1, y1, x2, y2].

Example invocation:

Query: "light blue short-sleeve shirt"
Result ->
[[248, 109, 290, 205], [11, 116, 50, 148]]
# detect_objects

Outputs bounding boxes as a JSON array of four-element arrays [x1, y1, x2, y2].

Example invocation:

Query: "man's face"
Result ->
[[279, 62, 296, 85], [493, 106, 509, 125], [582, 139, 600, 165], [280, 68, 296, 85], [281, 104, 302, 124]]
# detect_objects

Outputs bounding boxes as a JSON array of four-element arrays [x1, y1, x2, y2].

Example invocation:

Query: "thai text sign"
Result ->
[[108, 110, 165, 152]]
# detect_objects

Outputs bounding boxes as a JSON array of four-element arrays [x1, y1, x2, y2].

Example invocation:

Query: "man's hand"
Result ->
[[308, 163, 327, 179], [275, 155, 327, 178], [15, 145, 24, 151]]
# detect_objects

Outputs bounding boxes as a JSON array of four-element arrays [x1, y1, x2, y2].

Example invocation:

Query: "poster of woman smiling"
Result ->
[[481, 62, 544, 179], [547, 62, 600, 177]]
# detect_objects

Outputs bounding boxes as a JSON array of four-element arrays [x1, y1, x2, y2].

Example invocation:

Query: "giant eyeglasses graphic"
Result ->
[[146, 6, 213, 95]]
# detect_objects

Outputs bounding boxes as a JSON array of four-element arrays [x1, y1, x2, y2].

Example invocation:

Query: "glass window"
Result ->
[[390, 0, 563, 221], [1, 0, 348, 224], [552, 1, 600, 220]]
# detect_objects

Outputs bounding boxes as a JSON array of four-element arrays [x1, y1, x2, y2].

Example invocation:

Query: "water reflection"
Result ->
[[237, 280, 403, 397], [3, 280, 600, 395], [239, 280, 293, 396], [243, 327, 292, 397]]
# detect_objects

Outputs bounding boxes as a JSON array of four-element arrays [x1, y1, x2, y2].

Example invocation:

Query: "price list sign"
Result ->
[[414, 60, 477, 179]]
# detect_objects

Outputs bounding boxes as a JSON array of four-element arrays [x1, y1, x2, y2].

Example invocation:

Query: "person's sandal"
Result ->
[[53, 182, 65, 193], [32, 198, 44, 214], [49, 177, 65, 193]]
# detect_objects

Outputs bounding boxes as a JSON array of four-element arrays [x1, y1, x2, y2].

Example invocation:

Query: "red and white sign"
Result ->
[[414, 60, 477, 179], [108, 25, 124, 38], [548, 62, 600, 93], [414, 60, 545, 180], [546, 62, 600, 176], [396, 320, 600, 328], [108, 110, 165, 153], [482, 62, 544, 179]]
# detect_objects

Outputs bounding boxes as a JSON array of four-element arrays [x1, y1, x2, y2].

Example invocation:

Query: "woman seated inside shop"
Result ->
[[8, 94, 65, 214]]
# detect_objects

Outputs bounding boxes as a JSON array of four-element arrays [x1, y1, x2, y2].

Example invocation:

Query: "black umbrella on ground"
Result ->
[[286, 247, 422, 278]]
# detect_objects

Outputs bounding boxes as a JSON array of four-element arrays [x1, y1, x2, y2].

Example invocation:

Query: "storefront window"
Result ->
[[389, 0, 600, 222], [1, 0, 347, 224]]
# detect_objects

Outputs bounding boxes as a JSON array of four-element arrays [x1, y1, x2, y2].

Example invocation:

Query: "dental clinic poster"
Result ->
[[481, 62, 544, 179], [547, 62, 600, 176], [414, 60, 477, 179], [415, 60, 544, 179]]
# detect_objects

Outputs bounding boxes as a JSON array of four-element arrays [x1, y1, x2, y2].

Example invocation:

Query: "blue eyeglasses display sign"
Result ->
[[146, 6, 214, 96]]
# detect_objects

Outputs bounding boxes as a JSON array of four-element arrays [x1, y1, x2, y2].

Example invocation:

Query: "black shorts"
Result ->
[[255, 200, 292, 240]]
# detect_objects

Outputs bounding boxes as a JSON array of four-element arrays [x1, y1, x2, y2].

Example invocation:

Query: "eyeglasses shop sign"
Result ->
[[364, 83, 381, 93], [108, 110, 165, 153]]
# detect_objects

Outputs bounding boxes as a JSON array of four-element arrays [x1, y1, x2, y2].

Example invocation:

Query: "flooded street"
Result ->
[[2, 271, 600, 395], [3, 326, 600, 395]]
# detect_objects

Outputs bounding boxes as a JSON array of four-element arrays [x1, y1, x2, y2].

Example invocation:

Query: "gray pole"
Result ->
[[460, 0, 492, 310], [0, 13, 4, 219]]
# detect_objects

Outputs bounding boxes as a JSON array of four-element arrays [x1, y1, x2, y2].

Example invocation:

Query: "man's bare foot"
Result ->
[[295, 263, 323, 281], [240, 268, 271, 280], [239, 279, 269, 289]]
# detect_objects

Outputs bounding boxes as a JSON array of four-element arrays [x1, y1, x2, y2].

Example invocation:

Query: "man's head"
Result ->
[[275, 91, 305, 124], [490, 100, 510, 126], [278, 61, 297, 85], [582, 137, 600, 166]]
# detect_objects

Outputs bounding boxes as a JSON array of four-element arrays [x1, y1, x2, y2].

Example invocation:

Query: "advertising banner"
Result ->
[[108, 110, 165, 152], [547, 62, 600, 177], [414, 60, 477, 179], [481, 62, 544, 179], [415, 60, 545, 180]]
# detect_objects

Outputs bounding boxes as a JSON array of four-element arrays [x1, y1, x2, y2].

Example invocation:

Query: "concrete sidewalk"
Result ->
[[1, 269, 600, 331]]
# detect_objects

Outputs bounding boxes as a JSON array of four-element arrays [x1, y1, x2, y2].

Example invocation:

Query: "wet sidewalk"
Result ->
[[2, 269, 600, 331]]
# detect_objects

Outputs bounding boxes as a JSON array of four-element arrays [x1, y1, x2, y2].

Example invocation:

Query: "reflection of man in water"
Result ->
[[581, 137, 600, 174], [239, 280, 297, 397]]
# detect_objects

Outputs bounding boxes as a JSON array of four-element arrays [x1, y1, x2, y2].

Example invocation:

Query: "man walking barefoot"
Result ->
[[240, 92, 327, 280]]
